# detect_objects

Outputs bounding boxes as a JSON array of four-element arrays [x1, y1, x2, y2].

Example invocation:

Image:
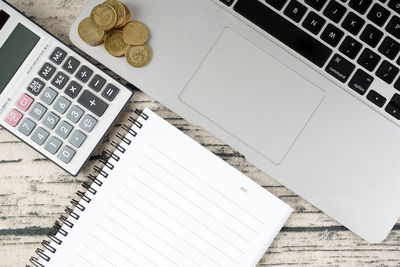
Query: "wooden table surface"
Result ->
[[0, 0, 399, 266]]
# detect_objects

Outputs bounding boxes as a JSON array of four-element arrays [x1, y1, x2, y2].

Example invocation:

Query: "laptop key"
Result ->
[[321, 24, 344, 47], [348, 0, 372, 15], [376, 60, 399, 84], [305, 0, 328, 11], [348, 69, 374, 95], [389, 0, 400, 14], [234, 0, 332, 67], [360, 24, 384, 48], [358, 48, 381, 72], [323, 0, 346, 23], [303, 11, 326, 35], [367, 3, 391, 27], [284, 0, 308, 23], [386, 16, 400, 39], [367, 90, 386, 107], [266, 0, 288, 10], [339, 36, 363, 59], [341, 12, 365, 35], [385, 94, 400, 119], [326, 54, 355, 83], [219, 0, 235, 6], [378, 36, 400, 60]]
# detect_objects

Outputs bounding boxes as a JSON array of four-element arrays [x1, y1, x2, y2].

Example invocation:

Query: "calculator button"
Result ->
[[58, 145, 76, 164], [18, 118, 36, 136], [67, 105, 84, 123], [27, 78, 45, 96], [43, 112, 60, 130], [102, 84, 120, 101], [5, 109, 23, 127], [78, 90, 109, 117], [54, 96, 71, 114], [29, 103, 47, 121], [56, 121, 74, 139], [65, 81, 83, 99], [50, 47, 67, 65], [51, 71, 70, 89], [76, 66, 93, 83], [62, 56, 80, 74], [38, 63, 56, 81], [31, 127, 50, 145], [16, 93, 34, 112], [79, 114, 98, 133], [40, 87, 58, 105], [89, 74, 106, 92], [45, 136, 63, 155], [69, 130, 87, 148]]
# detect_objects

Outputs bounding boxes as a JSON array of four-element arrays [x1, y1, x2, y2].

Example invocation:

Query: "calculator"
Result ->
[[0, 1, 133, 176]]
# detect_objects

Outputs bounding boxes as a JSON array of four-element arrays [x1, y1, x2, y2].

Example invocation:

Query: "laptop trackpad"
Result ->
[[180, 28, 325, 164]]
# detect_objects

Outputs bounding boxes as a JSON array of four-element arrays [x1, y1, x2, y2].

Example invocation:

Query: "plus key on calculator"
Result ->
[[0, 1, 133, 176]]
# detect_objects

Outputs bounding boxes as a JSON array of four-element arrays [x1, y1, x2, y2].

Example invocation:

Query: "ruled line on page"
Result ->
[[150, 145, 267, 226], [137, 164, 253, 244], [144, 154, 260, 235], [75, 253, 97, 267], [89, 232, 145, 267], [122, 182, 244, 261], [81, 243, 118, 267], [114, 194, 228, 266], [105, 206, 200, 267]]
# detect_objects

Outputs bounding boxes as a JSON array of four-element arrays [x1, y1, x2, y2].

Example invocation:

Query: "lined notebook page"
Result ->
[[42, 108, 292, 267]]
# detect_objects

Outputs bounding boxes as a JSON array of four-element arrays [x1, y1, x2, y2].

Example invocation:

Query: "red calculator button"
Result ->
[[16, 93, 34, 111], [5, 109, 23, 127]]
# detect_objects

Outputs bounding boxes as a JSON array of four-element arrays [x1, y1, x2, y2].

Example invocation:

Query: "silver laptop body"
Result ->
[[70, 0, 400, 242]]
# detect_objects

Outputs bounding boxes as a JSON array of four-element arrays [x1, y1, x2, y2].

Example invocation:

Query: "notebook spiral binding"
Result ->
[[29, 110, 148, 267]]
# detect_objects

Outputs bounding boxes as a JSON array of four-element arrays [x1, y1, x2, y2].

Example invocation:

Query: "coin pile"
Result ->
[[78, 0, 151, 68]]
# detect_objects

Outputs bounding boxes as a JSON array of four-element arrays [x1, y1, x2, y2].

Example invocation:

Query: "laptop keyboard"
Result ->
[[221, 0, 400, 122]]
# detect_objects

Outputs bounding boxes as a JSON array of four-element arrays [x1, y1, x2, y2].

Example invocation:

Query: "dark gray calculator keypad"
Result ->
[[67, 105, 84, 123], [18, 118, 36, 136], [50, 47, 67, 65], [45, 136, 62, 155], [58, 145, 76, 164], [80, 114, 98, 133], [69, 130, 87, 148], [102, 84, 120, 101], [31, 127, 50, 145], [76, 65, 93, 83], [78, 90, 109, 117], [62, 56, 80, 74], [65, 81, 82, 99], [56, 121, 74, 139], [43, 112, 60, 130], [39, 63, 56, 81], [89, 75, 106, 92], [40, 87, 58, 105], [54, 96, 71, 114], [52, 71, 69, 89], [28, 78, 45, 96], [29, 102, 47, 121]]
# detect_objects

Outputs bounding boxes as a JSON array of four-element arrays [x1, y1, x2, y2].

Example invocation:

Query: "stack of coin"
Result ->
[[78, 0, 151, 68]]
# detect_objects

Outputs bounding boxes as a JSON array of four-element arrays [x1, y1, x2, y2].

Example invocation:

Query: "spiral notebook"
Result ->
[[30, 108, 293, 267]]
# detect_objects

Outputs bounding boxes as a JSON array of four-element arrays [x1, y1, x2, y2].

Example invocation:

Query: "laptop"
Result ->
[[70, 0, 400, 243]]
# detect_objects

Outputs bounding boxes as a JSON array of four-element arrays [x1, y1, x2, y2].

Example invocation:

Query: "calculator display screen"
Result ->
[[0, 23, 40, 94]]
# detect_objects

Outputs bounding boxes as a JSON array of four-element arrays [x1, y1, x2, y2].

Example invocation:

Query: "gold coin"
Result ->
[[122, 21, 149, 46], [122, 3, 131, 25], [103, 0, 127, 28], [126, 44, 152, 68], [90, 4, 117, 31], [78, 17, 105, 46], [104, 30, 128, 57]]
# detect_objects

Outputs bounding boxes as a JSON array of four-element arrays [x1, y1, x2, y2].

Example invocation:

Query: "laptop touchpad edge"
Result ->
[[179, 28, 325, 165]]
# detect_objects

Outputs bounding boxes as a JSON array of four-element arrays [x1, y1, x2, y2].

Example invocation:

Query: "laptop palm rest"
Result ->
[[180, 28, 325, 164]]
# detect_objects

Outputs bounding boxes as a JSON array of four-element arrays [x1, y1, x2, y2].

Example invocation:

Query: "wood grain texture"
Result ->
[[0, 0, 399, 266]]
